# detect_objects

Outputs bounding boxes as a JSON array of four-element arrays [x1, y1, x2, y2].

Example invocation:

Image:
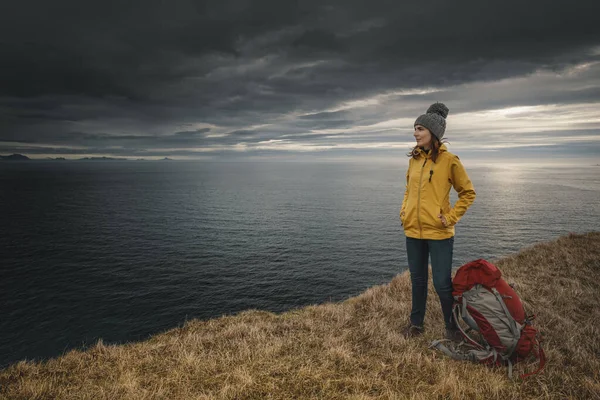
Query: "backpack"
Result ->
[[430, 259, 545, 379]]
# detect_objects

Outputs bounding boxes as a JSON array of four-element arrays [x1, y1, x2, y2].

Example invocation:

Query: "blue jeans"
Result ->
[[406, 236, 456, 330]]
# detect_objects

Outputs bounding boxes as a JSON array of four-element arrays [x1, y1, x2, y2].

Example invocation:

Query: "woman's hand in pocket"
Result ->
[[438, 213, 448, 227]]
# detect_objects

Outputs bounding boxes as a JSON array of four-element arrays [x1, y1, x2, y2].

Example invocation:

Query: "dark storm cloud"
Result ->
[[292, 29, 344, 52], [298, 110, 350, 120], [1, 0, 599, 157], [0, 0, 302, 98], [174, 128, 211, 136]]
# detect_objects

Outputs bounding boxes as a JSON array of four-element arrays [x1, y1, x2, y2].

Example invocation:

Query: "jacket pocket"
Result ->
[[403, 204, 416, 231], [440, 206, 454, 227], [421, 204, 443, 231]]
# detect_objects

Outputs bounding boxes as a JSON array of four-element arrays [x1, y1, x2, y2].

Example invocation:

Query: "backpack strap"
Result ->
[[431, 340, 518, 380], [458, 298, 480, 332], [506, 358, 513, 379], [429, 340, 496, 362], [519, 340, 546, 379], [491, 288, 522, 358], [429, 340, 472, 361], [453, 303, 486, 349]]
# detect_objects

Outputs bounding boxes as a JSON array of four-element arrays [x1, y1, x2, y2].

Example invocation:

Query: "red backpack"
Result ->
[[430, 259, 545, 379]]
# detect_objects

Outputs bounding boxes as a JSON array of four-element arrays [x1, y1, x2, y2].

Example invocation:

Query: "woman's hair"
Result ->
[[406, 136, 448, 163]]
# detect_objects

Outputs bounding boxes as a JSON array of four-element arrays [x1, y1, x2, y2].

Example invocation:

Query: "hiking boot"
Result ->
[[402, 324, 424, 338], [445, 328, 463, 343]]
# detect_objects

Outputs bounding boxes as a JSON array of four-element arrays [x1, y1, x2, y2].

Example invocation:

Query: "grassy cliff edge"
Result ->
[[1, 233, 599, 400]]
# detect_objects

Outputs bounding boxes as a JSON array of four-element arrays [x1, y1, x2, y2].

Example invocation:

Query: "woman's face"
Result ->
[[414, 124, 433, 149]]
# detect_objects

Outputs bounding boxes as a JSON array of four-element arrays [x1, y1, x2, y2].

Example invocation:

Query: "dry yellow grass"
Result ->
[[1, 232, 599, 400]]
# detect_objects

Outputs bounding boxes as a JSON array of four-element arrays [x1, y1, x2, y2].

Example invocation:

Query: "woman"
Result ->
[[399, 102, 476, 340]]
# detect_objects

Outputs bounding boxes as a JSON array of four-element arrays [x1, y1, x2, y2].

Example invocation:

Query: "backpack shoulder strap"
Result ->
[[430, 340, 516, 379], [459, 298, 480, 331], [430, 340, 472, 361], [490, 288, 523, 358], [453, 303, 486, 349]]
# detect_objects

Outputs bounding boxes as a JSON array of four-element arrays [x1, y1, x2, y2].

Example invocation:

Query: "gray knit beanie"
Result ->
[[414, 102, 449, 141]]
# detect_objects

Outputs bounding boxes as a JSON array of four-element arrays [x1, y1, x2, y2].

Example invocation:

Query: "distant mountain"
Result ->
[[78, 156, 123, 160], [0, 153, 30, 160], [162, 157, 173, 161]]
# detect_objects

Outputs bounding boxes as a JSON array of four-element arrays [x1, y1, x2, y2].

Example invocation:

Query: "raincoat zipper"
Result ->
[[417, 157, 427, 239]]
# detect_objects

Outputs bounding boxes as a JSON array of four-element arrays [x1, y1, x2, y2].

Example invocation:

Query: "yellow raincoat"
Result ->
[[400, 144, 476, 240]]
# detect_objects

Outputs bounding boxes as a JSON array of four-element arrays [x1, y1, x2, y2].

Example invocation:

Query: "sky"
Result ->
[[1, 0, 599, 162]]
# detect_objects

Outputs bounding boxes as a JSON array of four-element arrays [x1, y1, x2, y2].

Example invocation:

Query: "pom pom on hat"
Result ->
[[426, 102, 449, 119], [414, 102, 449, 140]]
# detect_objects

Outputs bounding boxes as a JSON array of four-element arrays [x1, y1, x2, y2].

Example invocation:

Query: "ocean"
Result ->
[[1, 159, 599, 367]]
